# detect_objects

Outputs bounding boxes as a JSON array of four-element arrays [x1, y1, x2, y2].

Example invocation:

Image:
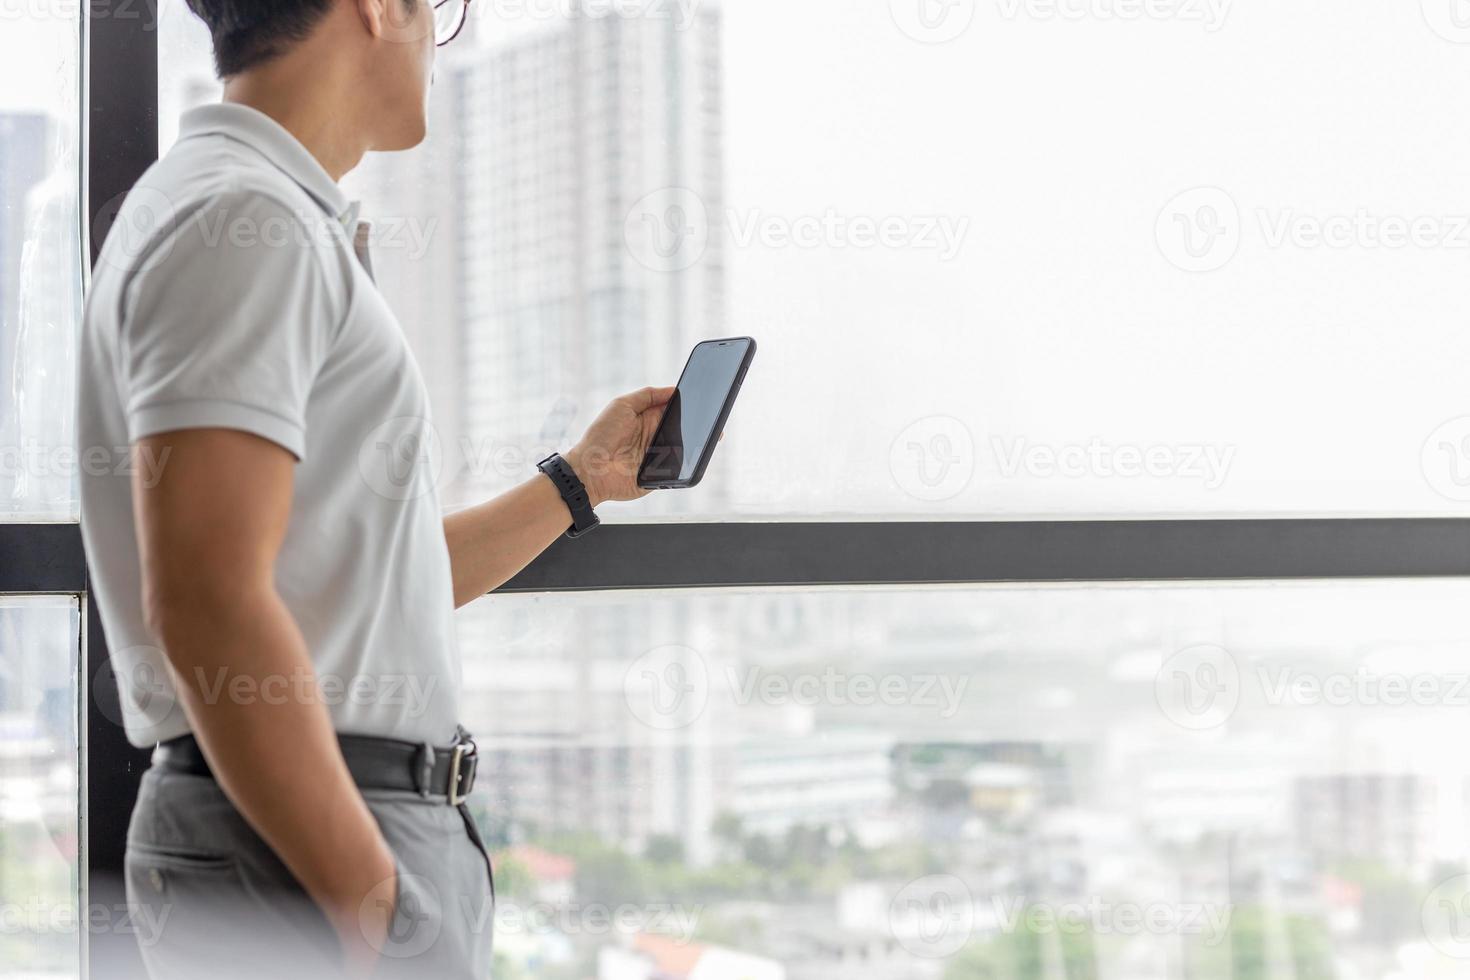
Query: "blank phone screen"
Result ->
[[640, 340, 751, 484]]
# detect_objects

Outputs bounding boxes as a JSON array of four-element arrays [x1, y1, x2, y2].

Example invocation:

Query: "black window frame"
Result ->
[[0, 1, 1467, 974]]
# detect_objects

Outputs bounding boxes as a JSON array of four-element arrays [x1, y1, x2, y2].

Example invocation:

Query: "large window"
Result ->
[[0, 1, 1444, 979], [0, 1, 82, 520], [159, 0, 1470, 520], [459, 581, 1470, 977], [137, 1, 1470, 976], [0, 4, 84, 978], [0, 598, 81, 978]]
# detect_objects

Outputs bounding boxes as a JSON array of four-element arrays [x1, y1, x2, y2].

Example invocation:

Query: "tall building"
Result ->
[[1, 113, 81, 517], [730, 729, 895, 839], [463, 631, 732, 866], [1294, 774, 1440, 880], [443, 2, 731, 866], [0, 113, 50, 462], [0, 113, 48, 328], [451, 1, 727, 511], [151, 0, 739, 867], [9, 167, 82, 515]]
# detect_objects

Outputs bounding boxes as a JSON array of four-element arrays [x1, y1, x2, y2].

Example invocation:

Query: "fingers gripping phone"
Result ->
[[638, 337, 757, 489]]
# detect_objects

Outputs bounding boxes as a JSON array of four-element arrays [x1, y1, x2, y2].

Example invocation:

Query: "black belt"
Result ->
[[153, 726, 480, 806]]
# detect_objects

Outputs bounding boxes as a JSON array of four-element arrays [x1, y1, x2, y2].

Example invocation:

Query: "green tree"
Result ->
[[492, 856, 535, 902], [1331, 858, 1420, 945], [1191, 905, 1333, 980], [944, 927, 1096, 980], [645, 833, 684, 865]]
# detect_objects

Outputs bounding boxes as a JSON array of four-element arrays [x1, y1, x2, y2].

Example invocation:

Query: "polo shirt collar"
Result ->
[[178, 103, 353, 224]]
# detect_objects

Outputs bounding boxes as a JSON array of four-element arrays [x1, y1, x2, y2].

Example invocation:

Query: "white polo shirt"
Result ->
[[79, 103, 461, 748]]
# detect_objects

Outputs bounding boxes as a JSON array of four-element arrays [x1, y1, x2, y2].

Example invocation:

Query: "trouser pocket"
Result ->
[[127, 840, 342, 980], [362, 795, 496, 978], [126, 843, 259, 980]]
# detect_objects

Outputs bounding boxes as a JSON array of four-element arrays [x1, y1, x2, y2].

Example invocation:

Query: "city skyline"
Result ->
[[9, 1, 1470, 977], [133, 7, 1470, 974], [16, 0, 1470, 522]]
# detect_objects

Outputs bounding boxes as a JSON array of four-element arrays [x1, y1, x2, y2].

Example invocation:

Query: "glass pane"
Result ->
[[157, 0, 223, 154], [0, 597, 80, 979], [456, 580, 1470, 977], [158, 6, 1470, 520], [0, 3, 82, 521]]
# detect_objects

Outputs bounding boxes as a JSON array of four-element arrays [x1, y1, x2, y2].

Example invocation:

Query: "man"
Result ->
[[78, 0, 673, 975]]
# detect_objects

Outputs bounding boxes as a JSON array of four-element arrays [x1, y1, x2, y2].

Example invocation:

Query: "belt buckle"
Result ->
[[447, 742, 473, 806]]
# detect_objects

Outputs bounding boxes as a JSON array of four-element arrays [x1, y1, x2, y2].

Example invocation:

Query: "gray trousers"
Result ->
[[125, 765, 495, 979]]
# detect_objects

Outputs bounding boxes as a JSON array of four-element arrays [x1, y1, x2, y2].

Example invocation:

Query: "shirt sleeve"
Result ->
[[118, 189, 345, 462]]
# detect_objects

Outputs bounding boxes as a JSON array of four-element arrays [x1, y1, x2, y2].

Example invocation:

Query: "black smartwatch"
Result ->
[[537, 453, 601, 538]]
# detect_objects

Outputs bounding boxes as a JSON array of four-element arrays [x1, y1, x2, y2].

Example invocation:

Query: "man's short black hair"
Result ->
[[186, 0, 337, 77]]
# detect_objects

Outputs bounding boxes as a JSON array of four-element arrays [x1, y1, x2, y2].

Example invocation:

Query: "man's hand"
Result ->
[[442, 385, 675, 604], [564, 386, 676, 507]]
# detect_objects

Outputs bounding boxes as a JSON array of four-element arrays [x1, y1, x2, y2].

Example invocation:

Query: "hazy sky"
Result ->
[[710, 0, 1470, 518], [0, 16, 77, 114], [466, 0, 1470, 518], [20, 0, 1470, 518]]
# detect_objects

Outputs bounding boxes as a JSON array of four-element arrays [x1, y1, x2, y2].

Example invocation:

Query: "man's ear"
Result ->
[[356, 0, 388, 39], [356, 0, 421, 41]]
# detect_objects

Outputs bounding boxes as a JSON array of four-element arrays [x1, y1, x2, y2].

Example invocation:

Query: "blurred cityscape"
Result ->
[[445, 583, 1470, 980], [0, 111, 81, 520], [9, 2, 1470, 979], [1, 15, 84, 980], [0, 600, 80, 979]]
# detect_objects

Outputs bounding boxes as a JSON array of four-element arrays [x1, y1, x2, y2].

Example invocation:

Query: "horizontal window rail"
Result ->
[[500, 518, 1470, 591], [8, 519, 1469, 598], [20, 512, 1470, 980], [11, 517, 1470, 602], [0, 524, 90, 593]]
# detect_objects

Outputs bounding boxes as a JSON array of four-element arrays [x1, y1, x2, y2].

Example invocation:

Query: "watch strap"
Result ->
[[537, 453, 601, 538]]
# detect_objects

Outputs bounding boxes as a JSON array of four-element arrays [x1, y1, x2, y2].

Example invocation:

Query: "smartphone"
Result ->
[[637, 337, 757, 489]]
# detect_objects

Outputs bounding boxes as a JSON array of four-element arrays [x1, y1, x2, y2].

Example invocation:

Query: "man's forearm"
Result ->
[[443, 465, 589, 607], [444, 388, 676, 605], [150, 582, 396, 965]]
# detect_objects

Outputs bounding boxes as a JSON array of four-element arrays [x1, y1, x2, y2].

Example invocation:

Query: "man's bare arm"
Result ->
[[443, 469, 589, 608], [133, 428, 395, 972], [444, 386, 675, 606]]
